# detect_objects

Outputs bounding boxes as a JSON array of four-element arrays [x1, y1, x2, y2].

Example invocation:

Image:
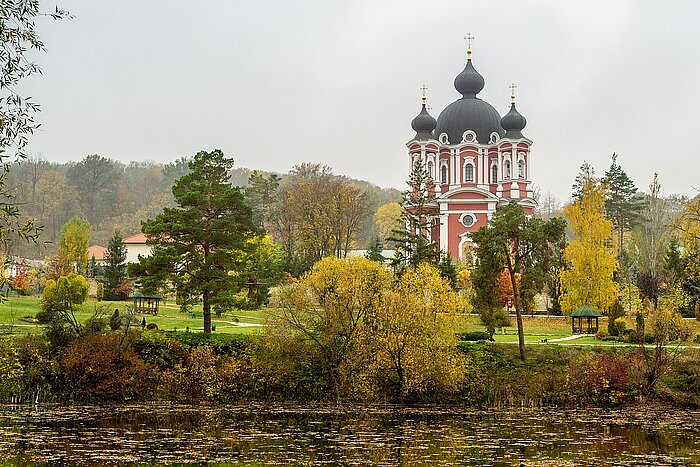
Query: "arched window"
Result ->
[[504, 161, 511, 179], [426, 160, 434, 179], [464, 163, 474, 182], [491, 165, 498, 183], [441, 165, 448, 184], [518, 160, 524, 178]]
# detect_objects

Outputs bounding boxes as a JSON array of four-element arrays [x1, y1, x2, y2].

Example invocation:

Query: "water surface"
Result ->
[[0, 403, 698, 465]]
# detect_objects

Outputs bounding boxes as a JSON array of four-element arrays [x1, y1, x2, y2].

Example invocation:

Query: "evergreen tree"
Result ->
[[437, 252, 458, 289], [390, 160, 440, 271], [246, 170, 281, 231], [572, 161, 596, 201], [602, 153, 644, 259], [131, 149, 259, 333], [103, 230, 128, 300], [365, 236, 385, 263]]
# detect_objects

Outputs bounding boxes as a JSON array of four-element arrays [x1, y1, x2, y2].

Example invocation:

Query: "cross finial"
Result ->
[[509, 83, 517, 104], [464, 32, 474, 58], [427, 105, 432, 113], [420, 84, 428, 104]]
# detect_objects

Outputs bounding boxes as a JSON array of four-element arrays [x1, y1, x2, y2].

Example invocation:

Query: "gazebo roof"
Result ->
[[570, 305, 602, 318], [130, 291, 162, 299]]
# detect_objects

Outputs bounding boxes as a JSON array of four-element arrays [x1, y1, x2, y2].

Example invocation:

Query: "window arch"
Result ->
[[518, 160, 524, 178], [426, 160, 434, 179], [504, 160, 511, 179], [491, 165, 498, 183], [440, 165, 448, 184], [464, 163, 474, 182]]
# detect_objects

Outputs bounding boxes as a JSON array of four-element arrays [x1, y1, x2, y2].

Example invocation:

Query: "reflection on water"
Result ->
[[0, 403, 699, 466]]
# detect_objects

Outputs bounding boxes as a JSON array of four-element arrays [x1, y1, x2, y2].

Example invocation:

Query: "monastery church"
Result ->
[[406, 37, 535, 260]]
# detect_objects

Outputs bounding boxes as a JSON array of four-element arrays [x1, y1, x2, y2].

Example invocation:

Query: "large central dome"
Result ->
[[434, 54, 504, 144]]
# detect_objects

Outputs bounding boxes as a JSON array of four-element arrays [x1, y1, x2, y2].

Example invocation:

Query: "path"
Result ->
[[546, 334, 589, 343]]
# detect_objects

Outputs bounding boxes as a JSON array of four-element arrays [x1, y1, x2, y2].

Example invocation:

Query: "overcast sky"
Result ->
[[25, 0, 700, 201]]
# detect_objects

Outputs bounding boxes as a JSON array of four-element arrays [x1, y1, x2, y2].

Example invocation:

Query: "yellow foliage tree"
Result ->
[[677, 195, 700, 276], [373, 201, 403, 242], [560, 180, 619, 314]]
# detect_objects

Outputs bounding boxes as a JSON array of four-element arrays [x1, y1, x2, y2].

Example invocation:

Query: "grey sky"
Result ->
[[26, 0, 700, 201]]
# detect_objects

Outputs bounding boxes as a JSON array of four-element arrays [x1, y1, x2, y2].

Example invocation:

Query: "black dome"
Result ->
[[434, 55, 504, 144], [500, 102, 527, 139], [435, 98, 504, 144], [411, 102, 437, 141]]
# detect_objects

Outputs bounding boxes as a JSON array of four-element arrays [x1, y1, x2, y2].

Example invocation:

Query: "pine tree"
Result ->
[[602, 153, 644, 259], [572, 161, 596, 201], [390, 160, 440, 271], [365, 236, 385, 263], [103, 230, 128, 300]]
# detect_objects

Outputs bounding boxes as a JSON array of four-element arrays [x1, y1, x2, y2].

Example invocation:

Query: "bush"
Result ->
[[595, 331, 608, 340], [608, 300, 625, 336], [109, 309, 122, 331], [96, 283, 104, 301], [622, 328, 638, 344], [59, 334, 148, 401], [131, 330, 186, 370], [166, 331, 252, 355], [457, 331, 491, 342], [567, 353, 634, 404]]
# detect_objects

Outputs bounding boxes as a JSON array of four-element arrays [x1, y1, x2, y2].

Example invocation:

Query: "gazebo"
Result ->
[[130, 291, 162, 315], [570, 305, 602, 334]]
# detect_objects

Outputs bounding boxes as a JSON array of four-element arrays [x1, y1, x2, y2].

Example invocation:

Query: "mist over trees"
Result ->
[[5, 156, 400, 262]]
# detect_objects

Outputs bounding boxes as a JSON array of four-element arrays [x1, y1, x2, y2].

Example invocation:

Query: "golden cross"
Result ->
[[509, 83, 517, 103], [420, 84, 428, 103], [464, 32, 474, 49]]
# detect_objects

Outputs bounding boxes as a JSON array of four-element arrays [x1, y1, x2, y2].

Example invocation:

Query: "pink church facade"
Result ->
[[406, 46, 536, 260]]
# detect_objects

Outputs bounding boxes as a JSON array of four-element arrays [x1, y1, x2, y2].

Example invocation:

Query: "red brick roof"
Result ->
[[87, 245, 108, 261]]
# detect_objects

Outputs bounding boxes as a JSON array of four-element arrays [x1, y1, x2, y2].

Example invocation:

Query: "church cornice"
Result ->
[[437, 185, 500, 202]]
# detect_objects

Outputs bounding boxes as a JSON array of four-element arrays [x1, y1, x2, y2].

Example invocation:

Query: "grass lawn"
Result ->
[[0, 296, 267, 336]]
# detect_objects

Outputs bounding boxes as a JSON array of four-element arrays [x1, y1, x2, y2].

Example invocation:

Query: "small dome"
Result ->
[[454, 59, 485, 98], [500, 102, 527, 139], [411, 101, 436, 141]]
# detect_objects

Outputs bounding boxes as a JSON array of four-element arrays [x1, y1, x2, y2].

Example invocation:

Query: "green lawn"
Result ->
[[0, 296, 267, 336]]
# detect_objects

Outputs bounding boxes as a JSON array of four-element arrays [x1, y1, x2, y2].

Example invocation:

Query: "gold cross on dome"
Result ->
[[420, 84, 428, 103], [509, 83, 517, 103]]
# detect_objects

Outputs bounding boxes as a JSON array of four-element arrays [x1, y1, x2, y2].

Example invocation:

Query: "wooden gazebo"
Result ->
[[130, 291, 162, 315], [570, 305, 602, 334]]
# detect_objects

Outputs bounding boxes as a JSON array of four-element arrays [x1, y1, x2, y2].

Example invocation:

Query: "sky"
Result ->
[[24, 0, 700, 202]]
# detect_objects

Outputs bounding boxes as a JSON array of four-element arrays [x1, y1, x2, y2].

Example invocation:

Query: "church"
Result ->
[[406, 39, 536, 260]]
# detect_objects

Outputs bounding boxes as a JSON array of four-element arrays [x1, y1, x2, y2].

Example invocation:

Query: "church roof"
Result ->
[[434, 51, 504, 144]]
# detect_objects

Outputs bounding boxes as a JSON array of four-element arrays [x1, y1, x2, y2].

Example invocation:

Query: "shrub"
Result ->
[[59, 334, 148, 401], [131, 330, 186, 370], [166, 331, 251, 356], [595, 331, 608, 340], [607, 300, 625, 336], [567, 353, 633, 404], [613, 317, 627, 335], [96, 283, 104, 301], [109, 309, 122, 331], [457, 331, 491, 342], [622, 328, 638, 343]]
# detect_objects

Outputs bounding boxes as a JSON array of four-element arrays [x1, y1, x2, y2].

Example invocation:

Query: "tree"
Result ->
[[373, 202, 403, 243], [42, 273, 89, 335], [65, 155, 121, 225], [363, 263, 464, 400], [269, 256, 390, 396], [103, 230, 128, 300], [58, 217, 90, 275], [0, 4, 66, 257], [571, 161, 596, 201], [131, 149, 258, 333], [560, 180, 619, 314], [471, 201, 566, 359], [602, 153, 644, 259], [246, 170, 281, 230], [365, 236, 384, 263], [390, 160, 440, 271]]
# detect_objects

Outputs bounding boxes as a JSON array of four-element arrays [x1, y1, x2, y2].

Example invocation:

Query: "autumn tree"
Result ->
[[103, 230, 128, 300], [42, 273, 89, 335], [58, 217, 90, 275], [602, 153, 643, 259], [66, 155, 122, 225], [471, 201, 566, 359], [571, 161, 596, 201], [131, 149, 259, 333], [560, 180, 619, 314], [268, 256, 390, 396], [362, 263, 464, 400], [373, 201, 403, 243]]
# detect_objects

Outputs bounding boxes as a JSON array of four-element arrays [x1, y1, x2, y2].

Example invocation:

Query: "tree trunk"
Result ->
[[508, 265, 526, 361], [203, 290, 211, 333]]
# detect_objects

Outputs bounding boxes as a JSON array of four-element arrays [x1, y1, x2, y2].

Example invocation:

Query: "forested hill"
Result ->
[[5, 155, 402, 260]]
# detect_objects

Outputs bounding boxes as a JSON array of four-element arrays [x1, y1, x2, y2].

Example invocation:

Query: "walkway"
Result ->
[[546, 334, 590, 343]]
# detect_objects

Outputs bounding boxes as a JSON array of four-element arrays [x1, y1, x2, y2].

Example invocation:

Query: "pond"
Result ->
[[0, 403, 698, 465]]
